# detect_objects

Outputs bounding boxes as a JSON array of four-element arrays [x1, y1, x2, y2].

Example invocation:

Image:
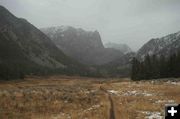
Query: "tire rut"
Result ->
[[100, 86, 115, 119]]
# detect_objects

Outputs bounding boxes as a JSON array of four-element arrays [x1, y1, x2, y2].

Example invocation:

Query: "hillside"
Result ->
[[98, 52, 135, 77], [132, 31, 180, 80], [0, 6, 85, 79], [104, 42, 132, 54], [137, 31, 180, 59], [41, 26, 124, 65]]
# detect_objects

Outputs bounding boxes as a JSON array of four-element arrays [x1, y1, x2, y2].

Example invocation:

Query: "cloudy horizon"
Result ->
[[1, 0, 180, 51]]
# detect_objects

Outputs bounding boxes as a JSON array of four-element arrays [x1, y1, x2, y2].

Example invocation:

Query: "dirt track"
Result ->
[[108, 95, 115, 119], [100, 86, 116, 119]]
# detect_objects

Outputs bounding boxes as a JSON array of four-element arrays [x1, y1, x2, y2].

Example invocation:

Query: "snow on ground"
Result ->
[[106, 89, 154, 97], [108, 90, 119, 95], [141, 111, 163, 119], [82, 105, 101, 113], [155, 100, 175, 104], [84, 89, 98, 94], [52, 113, 72, 119], [122, 90, 154, 96], [166, 81, 180, 85]]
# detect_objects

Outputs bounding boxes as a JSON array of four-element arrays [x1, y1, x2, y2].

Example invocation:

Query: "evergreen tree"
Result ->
[[131, 57, 140, 80], [131, 51, 180, 80]]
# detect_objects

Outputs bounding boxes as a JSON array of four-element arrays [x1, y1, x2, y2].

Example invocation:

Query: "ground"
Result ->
[[0, 76, 179, 119]]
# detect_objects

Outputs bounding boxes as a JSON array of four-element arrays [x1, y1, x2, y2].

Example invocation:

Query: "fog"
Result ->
[[1, 0, 180, 51]]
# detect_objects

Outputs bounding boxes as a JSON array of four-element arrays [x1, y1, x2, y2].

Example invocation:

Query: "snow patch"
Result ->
[[59, 26, 69, 32], [122, 90, 153, 96], [176, 31, 180, 37], [148, 50, 154, 56], [155, 100, 175, 104], [52, 113, 71, 119], [141, 111, 163, 119], [83, 105, 101, 113], [166, 81, 180, 85], [108, 90, 119, 95]]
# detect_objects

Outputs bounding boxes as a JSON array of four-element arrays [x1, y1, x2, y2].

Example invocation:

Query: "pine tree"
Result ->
[[144, 54, 153, 79], [131, 51, 180, 80], [131, 57, 140, 80]]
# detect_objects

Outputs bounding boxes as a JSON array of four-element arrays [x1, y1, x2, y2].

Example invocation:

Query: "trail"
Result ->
[[100, 86, 115, 119]]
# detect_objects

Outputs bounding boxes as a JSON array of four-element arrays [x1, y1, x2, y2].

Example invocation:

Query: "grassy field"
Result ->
[[0, 76, 179, 119]]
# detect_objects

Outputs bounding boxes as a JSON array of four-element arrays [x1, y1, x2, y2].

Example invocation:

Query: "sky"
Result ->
[[1, 0, 180, 51]]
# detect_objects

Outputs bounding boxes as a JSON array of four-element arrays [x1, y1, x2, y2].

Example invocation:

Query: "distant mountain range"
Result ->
[[0, 5, 180, 79], [101, 31, 180, 77], [104, 42, 132, 54], [41, 26, 125, 65], [137, 31, 180, 59]]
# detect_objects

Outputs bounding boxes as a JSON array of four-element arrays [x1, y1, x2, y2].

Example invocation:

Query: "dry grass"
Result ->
[[102, 80, 180, 119], [0, 76, 179, 119]]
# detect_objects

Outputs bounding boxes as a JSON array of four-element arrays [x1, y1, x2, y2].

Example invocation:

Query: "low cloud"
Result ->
[[1, 0, 180, 50]]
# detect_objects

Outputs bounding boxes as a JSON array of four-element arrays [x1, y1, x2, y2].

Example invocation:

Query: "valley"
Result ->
[[0, 76, 179, 119], [0, 3, 180, 119]]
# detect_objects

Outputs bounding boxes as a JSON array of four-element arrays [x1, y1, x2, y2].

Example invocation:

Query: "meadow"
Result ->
[[0, 76, 179, 119]]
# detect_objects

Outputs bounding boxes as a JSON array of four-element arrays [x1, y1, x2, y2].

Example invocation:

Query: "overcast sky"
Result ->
[[1, 0, 180, 51]]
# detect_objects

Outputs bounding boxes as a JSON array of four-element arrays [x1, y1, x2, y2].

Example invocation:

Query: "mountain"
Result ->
[[98, 52, 135, 77], [137, 31, 180, 59], [0, 5, 85, 79], [100, 31, 180, 77], [41, 26, 124, 65], [104, 42, 132, 54]]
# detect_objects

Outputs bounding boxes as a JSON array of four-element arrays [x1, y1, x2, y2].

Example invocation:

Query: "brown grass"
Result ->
[[0, 76, 179, 119]]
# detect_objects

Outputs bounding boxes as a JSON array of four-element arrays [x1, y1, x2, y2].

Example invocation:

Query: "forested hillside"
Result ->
[[131, 52, 180, 80]]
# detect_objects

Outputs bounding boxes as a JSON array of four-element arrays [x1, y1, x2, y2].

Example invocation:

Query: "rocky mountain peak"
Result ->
[[41, 26, 123, 65]]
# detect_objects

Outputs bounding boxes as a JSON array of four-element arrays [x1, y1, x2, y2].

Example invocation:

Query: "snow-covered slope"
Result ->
[[137, 31, 180, 59]]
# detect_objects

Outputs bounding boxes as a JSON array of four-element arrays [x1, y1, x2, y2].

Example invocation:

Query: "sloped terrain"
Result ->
[[98, 52, 135, 77], [41, 26, 123, 65], [137, 31, 180, 59], [104, 42, 132, 54], [0, 6, 85, 79]]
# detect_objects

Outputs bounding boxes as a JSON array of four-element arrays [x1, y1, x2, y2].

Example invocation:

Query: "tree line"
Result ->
[[131, 52, 180, 80]]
